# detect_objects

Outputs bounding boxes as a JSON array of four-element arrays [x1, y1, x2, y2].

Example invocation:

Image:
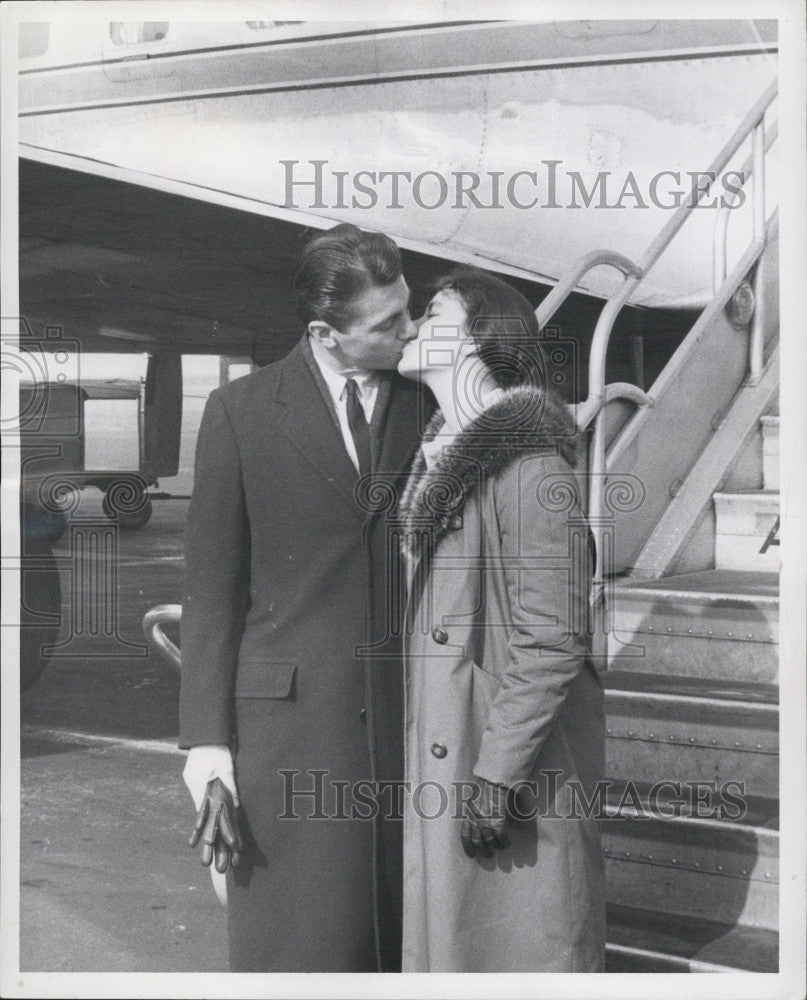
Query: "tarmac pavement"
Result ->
[[19, 494, 229, 973]]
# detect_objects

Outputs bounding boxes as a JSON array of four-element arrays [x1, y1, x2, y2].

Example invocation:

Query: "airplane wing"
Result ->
[[19, 18, 777, 311]]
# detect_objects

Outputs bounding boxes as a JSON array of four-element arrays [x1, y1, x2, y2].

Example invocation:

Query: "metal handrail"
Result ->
[[537, 79, 777, 422], [570, 382, 654, 433], [628, 79, 776, 301], [143, 603, 182, 673], [536, 250, 643, 331], [534, 80, 778, 658], [588, 83, 777, 547], [586, 84, 777, 413]]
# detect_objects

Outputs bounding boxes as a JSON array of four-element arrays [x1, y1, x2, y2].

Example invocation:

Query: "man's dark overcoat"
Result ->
[[179, 337, 428, 971]]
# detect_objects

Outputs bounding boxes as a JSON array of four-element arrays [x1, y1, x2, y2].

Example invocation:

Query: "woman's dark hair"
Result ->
[[431, 267, 545, 390], [294, 223, 403, 330]]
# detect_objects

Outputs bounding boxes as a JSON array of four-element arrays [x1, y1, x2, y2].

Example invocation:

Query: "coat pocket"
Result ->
[[234, 659, 297, 699]]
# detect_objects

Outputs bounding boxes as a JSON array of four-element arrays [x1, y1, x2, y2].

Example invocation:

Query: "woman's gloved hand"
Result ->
[[460, 777, 510, 858]]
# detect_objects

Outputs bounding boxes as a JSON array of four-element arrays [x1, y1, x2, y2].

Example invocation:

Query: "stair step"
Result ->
[[613, 569, 780, 601], [609, 570, 779, 683], [605, 670, 778, 704], [714, 492, 780, 571], [602, 779, 779, 828], [760, 415, 779, 491], [605, 671, 778, 797], [601, 784, 778, 930], [606, 904, 778, 972]]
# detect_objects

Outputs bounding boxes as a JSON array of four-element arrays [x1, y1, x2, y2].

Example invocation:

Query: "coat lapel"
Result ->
[[376, 375, 431, 476], [276, 346, 432, 517], [275, 342, 361, 508]]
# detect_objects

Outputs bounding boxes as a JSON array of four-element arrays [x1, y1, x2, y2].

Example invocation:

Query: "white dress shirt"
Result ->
[[308, 338, 380, 473]]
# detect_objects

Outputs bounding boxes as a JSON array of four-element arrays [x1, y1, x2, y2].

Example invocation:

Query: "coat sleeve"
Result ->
[[473, 453, 593, 788], [178, 389, 251, 749]]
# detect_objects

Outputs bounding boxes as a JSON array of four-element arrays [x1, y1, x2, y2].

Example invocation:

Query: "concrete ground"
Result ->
[[19, 493, 229, 973]]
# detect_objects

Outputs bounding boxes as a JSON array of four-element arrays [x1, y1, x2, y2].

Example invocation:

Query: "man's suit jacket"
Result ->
[[179, 337, 428, 972]]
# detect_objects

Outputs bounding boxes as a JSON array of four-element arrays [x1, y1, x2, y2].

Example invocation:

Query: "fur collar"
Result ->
[[398, 385, 579, 558]]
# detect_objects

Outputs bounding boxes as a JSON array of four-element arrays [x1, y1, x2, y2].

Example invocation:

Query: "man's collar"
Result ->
[[307, 336, 382, 394]]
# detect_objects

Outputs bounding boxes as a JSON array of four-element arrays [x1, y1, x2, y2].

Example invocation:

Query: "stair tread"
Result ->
[[603, 779, 779, 830], [606, 903, 778, 972], [615, 569, 779, 603], [714, 490, 780, 498], [605, 670, 778, 704]]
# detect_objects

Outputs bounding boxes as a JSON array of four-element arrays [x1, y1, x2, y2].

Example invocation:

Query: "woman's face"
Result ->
[[397, 289, 476, 379]]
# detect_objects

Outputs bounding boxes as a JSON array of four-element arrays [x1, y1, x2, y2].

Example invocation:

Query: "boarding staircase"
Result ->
[[538, 80, 781, 972], [602, 400, 780, 972]]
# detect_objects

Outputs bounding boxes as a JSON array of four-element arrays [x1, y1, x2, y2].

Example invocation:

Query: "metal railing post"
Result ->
[[753, 119, 766, 243], [749, 119, 767, 383], [712, 118, 777, 295]]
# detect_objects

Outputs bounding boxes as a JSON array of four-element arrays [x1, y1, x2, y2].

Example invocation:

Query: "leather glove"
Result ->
[[188, 777, 245, 873], [460, 777, 510, 858]]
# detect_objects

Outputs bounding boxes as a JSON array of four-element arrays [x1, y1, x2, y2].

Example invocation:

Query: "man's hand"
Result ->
[[183, 744, 239, 809], [460, 778, 510, 858], [189, 777, 245, 873], [183, 745, 243, 875]]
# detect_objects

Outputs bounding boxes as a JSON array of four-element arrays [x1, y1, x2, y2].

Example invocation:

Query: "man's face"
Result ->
[[320, 276, 417, 371]]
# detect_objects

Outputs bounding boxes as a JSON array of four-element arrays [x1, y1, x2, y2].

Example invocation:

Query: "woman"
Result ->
[[396, 268, 605, 972]]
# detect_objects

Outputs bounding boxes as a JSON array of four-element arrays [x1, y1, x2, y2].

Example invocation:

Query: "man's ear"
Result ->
[[307, 320, 339, 346]]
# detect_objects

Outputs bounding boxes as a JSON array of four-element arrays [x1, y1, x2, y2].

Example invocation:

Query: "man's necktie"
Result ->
[[345, 378, 372, 477]]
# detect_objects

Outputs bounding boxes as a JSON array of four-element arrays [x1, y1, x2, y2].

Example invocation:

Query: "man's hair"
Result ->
[[431, 267, 545, 391], [294, 223, 403, 331]]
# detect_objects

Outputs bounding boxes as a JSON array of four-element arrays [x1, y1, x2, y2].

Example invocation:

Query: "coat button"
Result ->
[[430, 743, 448, 759], [359, 707, 367, 724], [432, 627, 449, 644]]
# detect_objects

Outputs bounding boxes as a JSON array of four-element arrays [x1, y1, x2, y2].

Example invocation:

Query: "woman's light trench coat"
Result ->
[[399, 386, 606, 972]]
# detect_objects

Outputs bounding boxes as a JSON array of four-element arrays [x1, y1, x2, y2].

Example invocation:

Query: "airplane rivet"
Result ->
[[607, 728, 612, 734], [667, 627, 672, 632], [756, 744, 762, 749], [742, 870, 747, 876], [728, 631, 733, 637], [711, 739, 717, 745], [648, 855, 654, 860], [689, 737, 695, 743], [708, 630, 713, 635], [671, 859, 678, 864], [625, 851, 631, 857], [687, 629, 693, 634], [764, 872, 770, 878], [628, 730, 634, 737], [734, 742, 740, 747], [747, 633, 753, 638], [694, 862, 700, 868], [649, 732, 655, 738], [718, 865, 723, 871]]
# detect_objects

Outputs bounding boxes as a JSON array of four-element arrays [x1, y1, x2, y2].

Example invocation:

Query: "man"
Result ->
[[179, 223, 427, 972]]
